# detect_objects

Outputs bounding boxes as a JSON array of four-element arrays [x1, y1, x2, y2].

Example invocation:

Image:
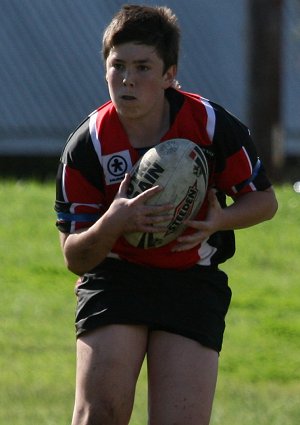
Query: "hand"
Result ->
[[172, 189, 223, 252], [110, 173, 174, 235]]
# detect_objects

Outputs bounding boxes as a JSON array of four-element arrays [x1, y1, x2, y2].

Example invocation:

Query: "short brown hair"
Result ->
[[102, 4, 180, 73]]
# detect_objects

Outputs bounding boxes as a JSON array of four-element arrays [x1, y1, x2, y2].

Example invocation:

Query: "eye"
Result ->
[[137, 65, 150, 71], [112, 62, 124, 71]]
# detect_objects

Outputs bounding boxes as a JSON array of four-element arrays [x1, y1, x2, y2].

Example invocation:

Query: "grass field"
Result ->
[[0, 180, 300, 424]]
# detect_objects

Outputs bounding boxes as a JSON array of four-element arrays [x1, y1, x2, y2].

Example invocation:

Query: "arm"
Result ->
[[60, 174, 173, 275], [172, 186, 278, 252]]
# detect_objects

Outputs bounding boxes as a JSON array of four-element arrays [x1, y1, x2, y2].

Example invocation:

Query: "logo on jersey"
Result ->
[[102, 150, 132, 185]]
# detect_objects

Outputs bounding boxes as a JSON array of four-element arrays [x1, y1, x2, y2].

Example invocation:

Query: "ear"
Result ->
[[162, 65, 177, 88]]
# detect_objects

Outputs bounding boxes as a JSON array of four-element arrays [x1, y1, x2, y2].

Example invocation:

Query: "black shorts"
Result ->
[[75, 258, 232, 352]]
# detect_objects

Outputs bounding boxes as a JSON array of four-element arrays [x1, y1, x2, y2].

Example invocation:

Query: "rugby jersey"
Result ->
[[55, 88, 271, 269]]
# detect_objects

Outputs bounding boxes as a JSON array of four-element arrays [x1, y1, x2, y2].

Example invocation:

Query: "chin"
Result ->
[[116, 106, 143, 120]]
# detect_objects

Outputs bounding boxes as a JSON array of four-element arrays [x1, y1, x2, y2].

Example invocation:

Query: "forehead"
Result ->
[[107, 42, 162, 63]]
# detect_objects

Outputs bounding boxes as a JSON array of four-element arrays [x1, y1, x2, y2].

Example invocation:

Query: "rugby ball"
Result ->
[[125, 138, 208, 248]]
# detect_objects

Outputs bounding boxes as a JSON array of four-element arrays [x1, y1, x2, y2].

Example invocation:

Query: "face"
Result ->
[[105, 42, 176, 121]]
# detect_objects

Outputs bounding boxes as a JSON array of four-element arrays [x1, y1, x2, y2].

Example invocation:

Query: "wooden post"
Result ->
[[248, 0, 284, 180]]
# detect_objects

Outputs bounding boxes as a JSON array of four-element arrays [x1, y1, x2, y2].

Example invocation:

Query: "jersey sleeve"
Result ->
[[55, 117, 106, 233], [212, 104, 272, 198]]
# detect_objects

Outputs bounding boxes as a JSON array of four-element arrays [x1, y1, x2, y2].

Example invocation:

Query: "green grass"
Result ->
[[0, 180, 299, 424]]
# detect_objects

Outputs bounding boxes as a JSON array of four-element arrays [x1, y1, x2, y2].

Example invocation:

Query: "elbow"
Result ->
[[63, 250, 88, 276], [63, 249, 105, 276], [262, 186, 278, 221], [265, 194, 278, 221], [64, 257, 85, 276], [272, 198, 279, 218]]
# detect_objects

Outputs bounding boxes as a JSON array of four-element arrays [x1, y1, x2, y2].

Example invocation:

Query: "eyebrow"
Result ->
[[112, 58, 153, 64]]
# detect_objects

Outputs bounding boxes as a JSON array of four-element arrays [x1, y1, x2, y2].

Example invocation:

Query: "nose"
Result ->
[[122, 71, 134, 87], [122, 77, 134, 87]]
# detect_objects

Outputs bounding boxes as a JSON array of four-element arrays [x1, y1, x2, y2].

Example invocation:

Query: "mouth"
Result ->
[[121, 95, 137, 101]]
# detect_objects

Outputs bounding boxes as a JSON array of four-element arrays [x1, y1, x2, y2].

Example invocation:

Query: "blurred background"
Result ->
[[1, 3, 300, 423], [0, 0, 299, 181]]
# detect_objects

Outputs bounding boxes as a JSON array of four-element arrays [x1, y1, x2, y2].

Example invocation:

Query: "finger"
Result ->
[[118, 173, 131, 195], [134, 184, 162, 202], [172, 230, 208, 251], [141, 223, 171, 233], [183, 219, 205, 230], [144, 203, 175, 216], [143, 212, 174, 225], [208, 188, 220, 207], [174, 231, 207, 251], [172, 240, 200, 252], [130, 220, 172, 234], [208, 188, 217, 198], [176, 232, 202, 244]]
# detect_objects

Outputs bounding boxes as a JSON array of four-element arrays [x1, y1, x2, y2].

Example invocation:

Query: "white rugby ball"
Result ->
[[124, 138, 208, 249]]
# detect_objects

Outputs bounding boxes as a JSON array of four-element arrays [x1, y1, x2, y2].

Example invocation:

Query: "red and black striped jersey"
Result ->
[[55, 88, 271, 269]]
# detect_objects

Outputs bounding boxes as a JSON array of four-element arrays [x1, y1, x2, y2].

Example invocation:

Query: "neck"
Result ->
[[119, 97, 170, 148]]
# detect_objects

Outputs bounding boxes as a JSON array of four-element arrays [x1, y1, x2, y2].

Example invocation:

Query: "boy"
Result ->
[[55, 5, 277, 425]]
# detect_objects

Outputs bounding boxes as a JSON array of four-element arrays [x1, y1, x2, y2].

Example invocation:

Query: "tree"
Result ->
[[248, 0, 284, 180]]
